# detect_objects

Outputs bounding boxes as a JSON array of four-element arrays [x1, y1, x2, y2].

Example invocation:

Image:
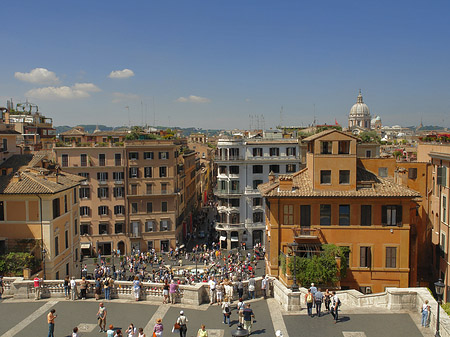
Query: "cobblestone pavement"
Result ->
[[0, 297, 433, 337]]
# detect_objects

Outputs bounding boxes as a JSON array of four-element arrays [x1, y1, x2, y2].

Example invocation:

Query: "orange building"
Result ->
[[259, 130, 421, 294]]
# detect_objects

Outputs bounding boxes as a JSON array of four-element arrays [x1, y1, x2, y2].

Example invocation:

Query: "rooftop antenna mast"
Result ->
[[280, 105, 283, 127], [125, 106, 130, 128], [261, 114, 265, 130], [152, 97, 156, 127]]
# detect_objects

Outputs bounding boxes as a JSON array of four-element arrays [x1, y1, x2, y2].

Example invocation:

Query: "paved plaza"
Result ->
[[0, 297, 433, 337]]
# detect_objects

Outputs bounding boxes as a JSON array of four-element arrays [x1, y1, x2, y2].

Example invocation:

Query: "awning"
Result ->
[[220, 236, 227, 241], [80, 242, 91, 249], [230, 237, 239, 242]]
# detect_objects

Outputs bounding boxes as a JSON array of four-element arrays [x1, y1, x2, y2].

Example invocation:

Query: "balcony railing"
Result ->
[[214, 188, 243, 196], [292, 227, 320, 239], [215, 155, 244, 161]]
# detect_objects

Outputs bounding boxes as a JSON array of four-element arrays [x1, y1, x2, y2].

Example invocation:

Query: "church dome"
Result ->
[[349, 90, 370, 117]]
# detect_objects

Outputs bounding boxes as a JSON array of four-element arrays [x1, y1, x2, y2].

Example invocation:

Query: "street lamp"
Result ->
[[288, 241, 299, 292], [434, 278, 445, 337], [195, 253, 198, 282]]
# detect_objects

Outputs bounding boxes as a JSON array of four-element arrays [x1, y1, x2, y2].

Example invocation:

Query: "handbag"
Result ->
[[174, 323, 181, 329]]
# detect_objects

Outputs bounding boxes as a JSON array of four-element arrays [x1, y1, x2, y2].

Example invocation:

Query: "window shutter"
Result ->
[[397, 205, 402, 225], [360, 247, 366, 267], [367, 247, 372, 268], [437, 167, 443, 185], [381, 206, 387, 225]]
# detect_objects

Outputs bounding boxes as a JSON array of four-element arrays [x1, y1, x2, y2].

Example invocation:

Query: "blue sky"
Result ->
[[1, 0, 449, 129]]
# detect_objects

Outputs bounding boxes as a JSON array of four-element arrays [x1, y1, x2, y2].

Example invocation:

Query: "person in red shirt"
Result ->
[[34, 276, 42, 300]]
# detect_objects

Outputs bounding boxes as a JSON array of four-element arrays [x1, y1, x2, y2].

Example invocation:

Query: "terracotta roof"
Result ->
[[0, 129, 21, 135], [60, 127, 86, 136], [258, 167, 421, 198], [302, 129, 359, 142], [0, 154, 34, 170]]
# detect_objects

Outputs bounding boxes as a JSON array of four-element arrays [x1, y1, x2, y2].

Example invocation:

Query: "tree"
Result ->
[[359, 131, 380, 143], [286, 244, 349, 287], [0, 252, 39, 276]]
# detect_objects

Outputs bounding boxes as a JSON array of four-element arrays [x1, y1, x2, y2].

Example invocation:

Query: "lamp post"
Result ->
[[195, 253, 198, 282], [288, 241, 299, 292], [434, 278, 445, 337]]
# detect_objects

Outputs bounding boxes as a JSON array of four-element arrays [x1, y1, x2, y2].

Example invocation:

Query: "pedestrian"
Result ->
[[138, 327, 146, 337], [237, 279, 244, 299], [176, 310, 188, 337], [64, 276, 70, 299], [115, 329, 123, 337], [248, 276, 256, 300], [153, 318, 164, 337], [310, 283, 317, 296], [216, 280, 224, 305], [324, 289, 331, 312], [421, 300, 430, 327], [222, 297, 232, 326], [314, 288, 323, 317], [133, 276, 141, 301], [242, 303, 255, 334], [107, 324, 115, 337], [47, 308, 57, 337], [237, 298, 245, 326], [169, 280, 178, 304], [70, 276, 77, 300], [261, 275, 269, 299], [125, 323, 137, 337], [104, 276, 112, 300], [196, 324, 208, 337], [34, 275, 42, 300], [208, 277, 216, 304], [80, 276, 88, 300], [97, 302, 107, 332], [72, 326, 79, 337], [305, 289, 313, 317], [95, 277, 102, 300], [0, 275, 3, 299], [330, 291, 340, 323]]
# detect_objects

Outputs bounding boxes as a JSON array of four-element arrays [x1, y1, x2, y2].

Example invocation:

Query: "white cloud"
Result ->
[[176, 95, 210, 103], [112, 92, 139, 103], [26, 82, 101, 100], [108, 69, 135, 79], [14, 68, 60, 85]]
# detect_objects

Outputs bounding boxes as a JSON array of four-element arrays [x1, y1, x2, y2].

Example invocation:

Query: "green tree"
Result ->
[[359, 131, 380, 143], [0, 252, 39, 276]]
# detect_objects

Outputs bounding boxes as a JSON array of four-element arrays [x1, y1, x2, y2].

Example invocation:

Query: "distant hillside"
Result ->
[[418, 125, 447, 131]]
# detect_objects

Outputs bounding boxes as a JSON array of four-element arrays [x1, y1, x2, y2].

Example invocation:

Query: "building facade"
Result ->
[[348, 90, 371, 130], [215, 135, 303, 249]]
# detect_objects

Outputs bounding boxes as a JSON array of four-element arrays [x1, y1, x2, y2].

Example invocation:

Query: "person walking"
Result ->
[[80, 277, 88, 300], [305, 289, 313, 317], [138, 327, 146, 337], [314, 288, 324, 317], [421, 300, 430, 327], [153, 318, 164, 337], [95, 277, 102, 300], [176, 310, 188, 337], [97, 302, 107, 332], [330, 291, 340, 323], [237, 279, 244, 299], [64, 276, 70, 299], [47, 309, 57, 337], [208, 277, 217, 305], [107, 324, 115, 337], [133, 276, 141, 301], [196, 324, 208, 337], [310, 283, 317, 296], [169, 280, 178, 304], [70, 276, 77, 300], [104, 276, 112, 301], [162, 280, 170, 304], [34, 276, 42, 300], [242, 303, 255, 334], [248, 276, 256, 300], [72, 326, 79, 337], [324, 289, 331, 312], [237, 298, 245, 326], [222, 298, 231, 326], [261, 276, 269, 299]]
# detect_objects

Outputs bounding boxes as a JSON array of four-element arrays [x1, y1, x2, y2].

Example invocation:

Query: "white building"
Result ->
[[214, 135, 304, 249], [348, 90, 371, 130]]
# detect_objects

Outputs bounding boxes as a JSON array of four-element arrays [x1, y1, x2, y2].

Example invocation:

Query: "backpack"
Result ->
[[307, 293, 313, 303], [225, 305, 230, 313]]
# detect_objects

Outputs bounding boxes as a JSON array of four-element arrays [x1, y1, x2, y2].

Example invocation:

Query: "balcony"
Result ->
[[98, 180, 107, 185], [114, 180, 124, 185], [214, 188, 243, 196], [292, 227, 320, 240], [215, 155, 244, 162], [215, 222, 245, 230]]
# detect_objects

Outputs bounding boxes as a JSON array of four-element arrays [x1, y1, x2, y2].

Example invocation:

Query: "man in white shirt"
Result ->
[[208, 277, 217, 304], [330, 291, 340, 323], [70, 277, 77, 301]]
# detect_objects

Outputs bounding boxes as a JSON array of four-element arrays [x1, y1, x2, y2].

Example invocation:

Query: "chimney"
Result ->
[[11, 172, 21, 183], [268, 171, 275, 183], [47, 174, 58, 183], [279, 175, 293, 191]]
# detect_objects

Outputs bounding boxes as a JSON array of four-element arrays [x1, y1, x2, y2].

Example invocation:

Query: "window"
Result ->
[[320, 170, 331, 184], [146, 184, 153, 195], [162, 201, 168, 212], [219, 166, 227, 174], [378, 167, 388, 178], [144, 167, 152, 178], [253, 179, 263, 190], [131, 202, 138, 214], [74, 219, 77, 235], [159, 151, 169, 159], [129, 167, 139, 178], [339, 205, 350, 226], [147, 241, 154, 251], [408, 168, 417, 179], [253, 198, 262, 207], [321, 141, 332, 154], [382, 205, 402, 226], [80, 206, 90, 216], [61, 154, 68, 167], [283, 205, 294, 225], [339, 170, 350, 184], [286, 164, 296, 173], [115, 153, 121, 166], [160, 219, 170, 231], [144, 152, 154, 160], [114, 205, 125, 215], [338, 141, 350, 154], [97, 172, 108, 182], [129, 152, 139, 160], [64, 195, 68, 213], [269, 165, 280, 173], [229, 148, 239, 159], [54, 236, 59, 257], [230, 198, 240, 207], [99, 223, 108, 235], [98, 206, 109, 216], [115, 223, 123, 234], [253, 211, 264, 223], [361, 205, 372, 226], [286, 147, 296, 156], [73, 188, 77, 204], [80, 154, 87, 167], [360, 246, 371, 267], [229, 166, 239, 174], [113, 171, 124, 182], [230, 213, 240, 224], [161, 183, 168, 194], [231, 180, 239, 192], [2, 138, 7, 152], [80, 224, 89, 235], [0, 201, 3, 221], [129, 184, 137, 195], [145, 220, 155, 232], [441, 232, 447, 254], [78, 172, 89, 180], [342, 246, 350, 267], [269, 148, 280, 156], [53, 198, 60, 219], [80, 187, 90, 199], [159, 166, 167, 178], [65, 230, 69, 249], [300, 205, 311, 227], [442, 196, 447, 223], [113, 187, 124, 198], [147, 202, 153, 213], [253, 165, 263, 174], [99, 154, 106, 166], [320, 204, 331, 226], [98, 187, 109, 199], [366, 150, 372, 158], [253, 148, 263, 157], [386, 247, 397, 268]]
